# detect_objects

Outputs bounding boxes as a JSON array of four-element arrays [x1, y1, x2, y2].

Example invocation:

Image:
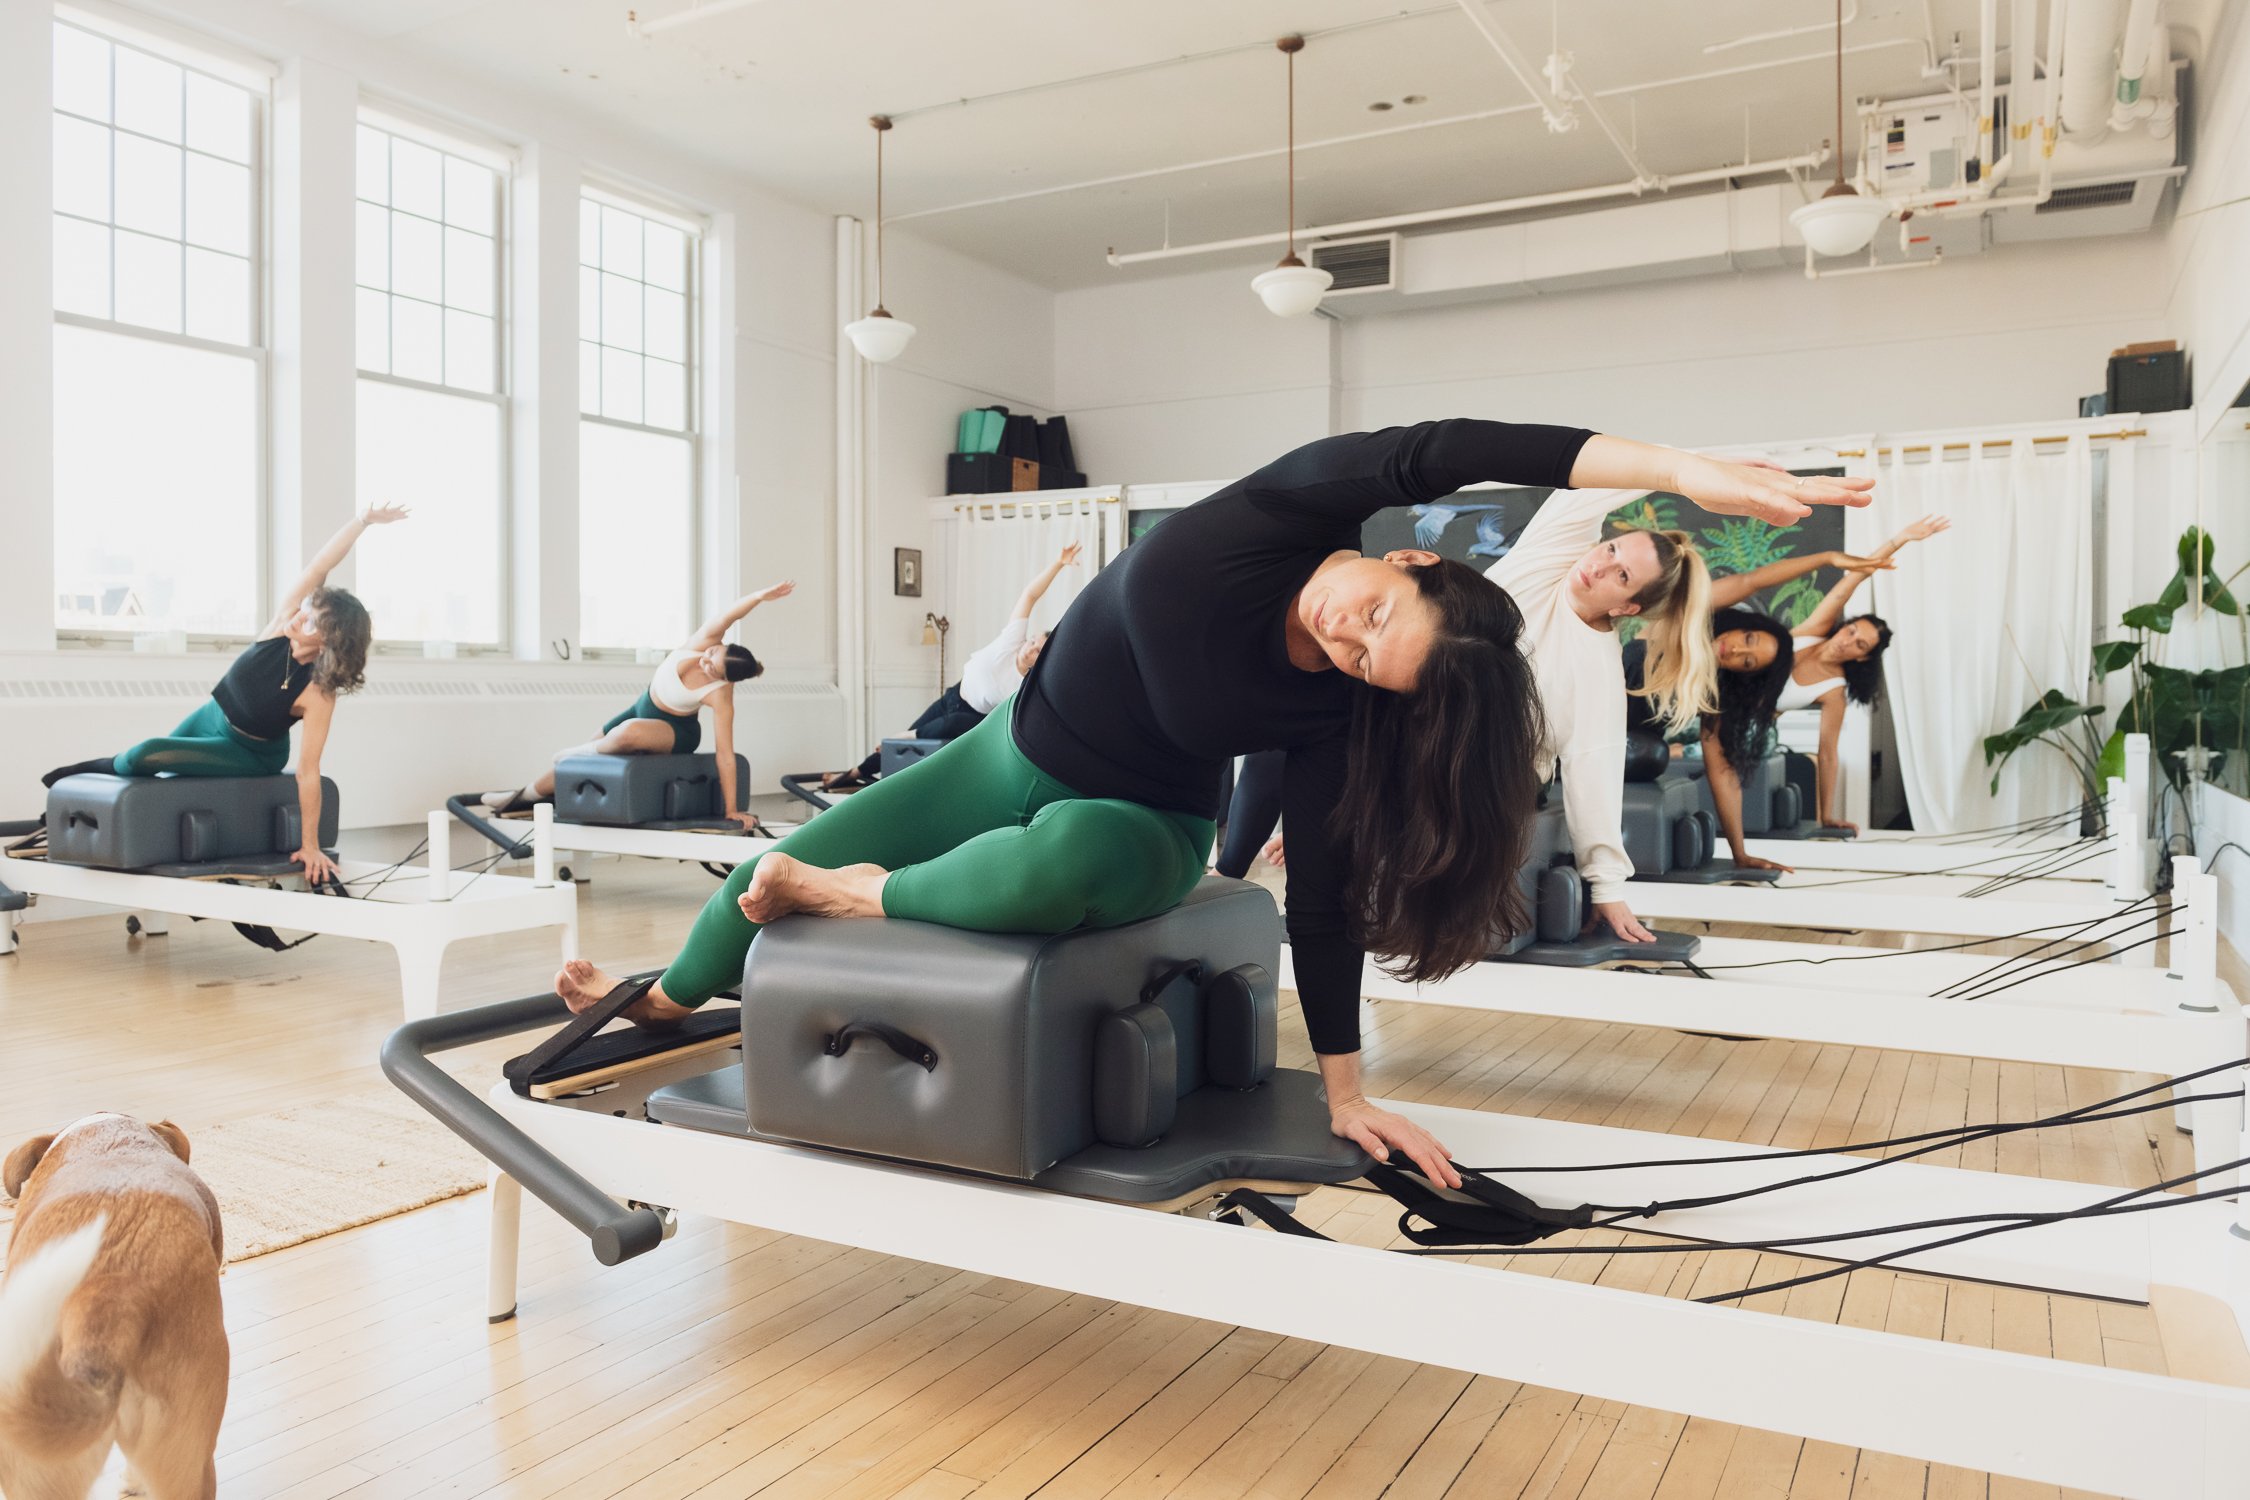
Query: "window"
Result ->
[[578, 194, 698, 650], [51, 20, 263, 636], [353, 119, 505, 645]]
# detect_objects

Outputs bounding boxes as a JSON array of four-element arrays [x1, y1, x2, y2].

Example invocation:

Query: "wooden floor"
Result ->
[[0, 820, 2236, 1500]]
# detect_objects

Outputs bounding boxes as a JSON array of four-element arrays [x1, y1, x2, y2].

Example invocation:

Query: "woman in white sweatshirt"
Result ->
[[1481, 489, 1717, 942], [1235, 486, 1727, 944]]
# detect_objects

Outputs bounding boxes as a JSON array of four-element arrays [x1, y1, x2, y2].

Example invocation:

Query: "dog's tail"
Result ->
[[0, 1214, 105, 1394]]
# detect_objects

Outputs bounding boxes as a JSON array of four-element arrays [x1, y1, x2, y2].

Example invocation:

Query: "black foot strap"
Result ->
[[505, 973, 664, 1096], [1218, 1162, 1593, 1252]]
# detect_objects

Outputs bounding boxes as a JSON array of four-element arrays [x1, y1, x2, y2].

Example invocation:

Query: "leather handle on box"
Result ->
[[1139, 959, 1205, 1005], [67, 811, 97, 830], [824, 1020, 938, 1072], [573, 780, 607, 796]]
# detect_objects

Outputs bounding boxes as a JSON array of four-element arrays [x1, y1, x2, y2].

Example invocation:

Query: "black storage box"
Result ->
[[2107, 349, 2189, 414], [946, 453, 1039, 495], [551, 753, 749, 826], [45, 773, 338, 871]]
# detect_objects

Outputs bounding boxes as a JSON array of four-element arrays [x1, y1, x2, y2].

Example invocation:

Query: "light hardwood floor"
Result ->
[[0, 825, 2237, 1500]]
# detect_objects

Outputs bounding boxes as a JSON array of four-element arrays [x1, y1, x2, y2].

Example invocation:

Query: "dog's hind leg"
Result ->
[[0, 1438, 112, 1500], [113, 1386, 222, 1500]]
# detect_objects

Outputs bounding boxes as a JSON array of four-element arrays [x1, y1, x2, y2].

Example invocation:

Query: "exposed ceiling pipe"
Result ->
[[625, 0, 776, 39], [1705, 2, 1859, 54], [1452, 0, 1656, 186], [2010, 0, 2042, 85], [1106, 149, 1828, 267], [2059, 0, 2128, 138], [889, 37, 1926, 227], [1976, 0, 1998, 178], [2109, 0, 2164, 131]]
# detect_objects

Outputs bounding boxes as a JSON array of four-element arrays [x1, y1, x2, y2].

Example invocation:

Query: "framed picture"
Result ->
[[894, 547, 922, 597]]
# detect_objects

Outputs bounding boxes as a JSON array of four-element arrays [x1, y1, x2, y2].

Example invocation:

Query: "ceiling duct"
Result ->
[[1309, 235, 1398, 295]]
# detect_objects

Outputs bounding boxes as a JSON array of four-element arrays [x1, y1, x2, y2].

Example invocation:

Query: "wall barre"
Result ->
[[1831, 429, 2147, 458]]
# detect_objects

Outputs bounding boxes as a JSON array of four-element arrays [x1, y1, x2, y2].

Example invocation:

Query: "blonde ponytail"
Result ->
[[1623, 529, 1717, 735]]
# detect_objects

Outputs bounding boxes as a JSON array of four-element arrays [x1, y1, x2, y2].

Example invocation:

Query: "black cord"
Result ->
[[1694, 1155, 2250, 1304], [1454, 1060, 2245, 1175], [1766, 841, 2102, 891], [1658, 894, 2164, 980], [338, 837, 431, 900], [1930, 900, 2167, 999], [1946, 925, 2179, 1003]]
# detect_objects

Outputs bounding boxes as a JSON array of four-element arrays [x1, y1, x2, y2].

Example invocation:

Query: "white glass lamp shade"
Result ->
[[845, 310, 917, 363], [1790, 191, 1891, 258], [1251, 261, 1333, 317]]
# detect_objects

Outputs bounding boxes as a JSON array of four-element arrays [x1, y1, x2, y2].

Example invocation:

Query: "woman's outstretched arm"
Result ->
[[685, 580, 795, 651], [263, 505, 408, 637]]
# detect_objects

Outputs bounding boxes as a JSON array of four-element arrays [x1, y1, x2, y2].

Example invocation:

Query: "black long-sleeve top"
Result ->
[[1012, 419, 1596, 1054]]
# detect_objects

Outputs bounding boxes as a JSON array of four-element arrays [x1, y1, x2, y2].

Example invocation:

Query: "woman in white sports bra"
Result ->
[[488, 580, 795, 826], [1704, 515, 1948, 834]]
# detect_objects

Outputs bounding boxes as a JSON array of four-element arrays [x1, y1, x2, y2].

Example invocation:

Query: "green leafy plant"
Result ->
[[1612, 493, 1682, 532], [1985, 527, 2250, 817], [1767, 574, 1825, 628], [1696, 517, 1801, 576]]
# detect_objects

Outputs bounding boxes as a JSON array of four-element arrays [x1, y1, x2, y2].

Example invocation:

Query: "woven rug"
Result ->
[[2, 1081, 488, 1264]]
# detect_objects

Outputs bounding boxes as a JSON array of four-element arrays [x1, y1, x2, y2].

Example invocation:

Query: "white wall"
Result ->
[[1054, 265, 1332, 486], [2166, 4, 2250, 438], [0, 0, 1054, 825], [864, 234, 1056, 736]]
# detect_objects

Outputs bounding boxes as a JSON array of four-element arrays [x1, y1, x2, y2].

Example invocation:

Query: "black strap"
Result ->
[[228, 872, 349, 953], [1215, 1188, 1333, 1239], [506, 975, 659, 1095], [823, 1020, 938, 1071], [1369, 1163, 1594, 1248]]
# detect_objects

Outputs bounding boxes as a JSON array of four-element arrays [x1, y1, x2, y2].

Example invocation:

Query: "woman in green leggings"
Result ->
[[39, 507, 404, 883], [557, 421, 1869, 1182]]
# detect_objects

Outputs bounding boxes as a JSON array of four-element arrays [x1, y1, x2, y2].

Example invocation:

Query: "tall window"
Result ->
[[353, 119, 505, 646], [578, 194, 698, 651], [51, 20, 262, 637]]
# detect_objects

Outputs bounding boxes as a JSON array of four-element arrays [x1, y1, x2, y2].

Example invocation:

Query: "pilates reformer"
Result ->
[[779, 736, 945, 816], [387, 875, 2250, 1498], [1, 773, 575, 1020], [450, 751, 784, 880]]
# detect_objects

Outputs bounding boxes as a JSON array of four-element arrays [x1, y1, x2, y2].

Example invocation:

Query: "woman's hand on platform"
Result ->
[[1329, 1097, 1460, 1190], [1591, 901, 1655, 943], [725, 810, 763, 831], [1734, 853, 1795, 874], [293, 844, 338, 885]]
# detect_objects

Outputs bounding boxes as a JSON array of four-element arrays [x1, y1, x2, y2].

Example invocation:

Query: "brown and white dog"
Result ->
[[0, 1115, 227, 1500]]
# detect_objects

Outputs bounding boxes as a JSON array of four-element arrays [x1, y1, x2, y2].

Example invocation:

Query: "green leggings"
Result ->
[[661, 705, 1216, 1007], [113, 700, 290, 778]]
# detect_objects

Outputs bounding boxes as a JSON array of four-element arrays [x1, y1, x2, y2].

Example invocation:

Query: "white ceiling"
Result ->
[[278, 0, 2228, 288]]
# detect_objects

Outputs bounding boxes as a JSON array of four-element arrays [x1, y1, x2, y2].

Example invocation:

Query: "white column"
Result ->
[[834, 216, 870, 755], [0, 5, 55, 652], [509, 143, 581, 660], [270, 59, 359, 604], [702, 211, 741, 633]]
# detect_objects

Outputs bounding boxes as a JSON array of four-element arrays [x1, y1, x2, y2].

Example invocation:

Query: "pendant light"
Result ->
[[1789, 0, 1891, 257], [845, 115, 916, 362], [1250, 35, 1333, 317]]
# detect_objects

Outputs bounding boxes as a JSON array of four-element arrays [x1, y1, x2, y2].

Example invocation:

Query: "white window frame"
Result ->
[[354, 107, 514, 654], [577, 182, 705, 660], [51, 13, 270, 650]]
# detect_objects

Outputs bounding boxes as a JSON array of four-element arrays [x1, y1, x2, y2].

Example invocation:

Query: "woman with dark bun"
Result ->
[[554, 421, 1869, 1184]]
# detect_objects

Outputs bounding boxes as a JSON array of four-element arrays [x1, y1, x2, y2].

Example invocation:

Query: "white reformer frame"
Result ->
[[1311, 856, 2244, 1178], [0, 807, 576, 1020], [1745, 738, 2154, 883], [451, 799, 781, 871], [415, 1035, 2250, 1500]]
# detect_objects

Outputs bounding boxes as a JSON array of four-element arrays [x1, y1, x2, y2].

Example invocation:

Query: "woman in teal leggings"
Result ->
[[558, 421, 1870, 1182], [39, 507, 403, 883]]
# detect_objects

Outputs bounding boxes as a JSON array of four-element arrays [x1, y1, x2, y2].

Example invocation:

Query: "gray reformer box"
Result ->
[[551, 753, 749, 825], [45, 774, 338, 871]]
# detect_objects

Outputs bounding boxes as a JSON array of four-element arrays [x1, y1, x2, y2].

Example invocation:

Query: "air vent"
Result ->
[[1310, 234, 1398, 294], [2036, 181, 2141, 213]]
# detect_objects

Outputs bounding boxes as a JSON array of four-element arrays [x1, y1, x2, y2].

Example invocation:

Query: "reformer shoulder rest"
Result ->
[[550, 753, 750, 827]]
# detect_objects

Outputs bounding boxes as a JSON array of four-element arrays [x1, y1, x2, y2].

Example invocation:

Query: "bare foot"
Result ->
[[555, 957, 621, 1012], [738, 853, 886, 924]]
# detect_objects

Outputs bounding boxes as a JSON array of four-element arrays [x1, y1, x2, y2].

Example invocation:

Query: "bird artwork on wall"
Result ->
[[1409, 501, 1514, 559]]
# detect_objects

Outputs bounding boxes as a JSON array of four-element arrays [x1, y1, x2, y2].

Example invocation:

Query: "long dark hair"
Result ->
[[308, 587, 371, 695], [1839, 613, 1892, 705], [722, 644, 764, 682], [1706, 607, 1793, 776], [1331, 559, 1547, 981]]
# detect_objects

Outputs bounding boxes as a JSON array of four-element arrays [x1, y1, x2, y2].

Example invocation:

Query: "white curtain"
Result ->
[[949, 497, 1106, 666], [1849, 435, 2093, 833]]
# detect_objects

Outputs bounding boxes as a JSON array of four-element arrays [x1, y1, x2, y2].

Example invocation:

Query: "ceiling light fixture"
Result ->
[[844, 115, 916, 363], [1788, 0, 1890, 258], [1251, 35, 1333, 318]]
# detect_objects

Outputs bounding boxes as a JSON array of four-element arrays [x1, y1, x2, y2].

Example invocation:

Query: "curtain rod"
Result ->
[[950, 496, 1120, 511], [1832, 428, 2146, 458]]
